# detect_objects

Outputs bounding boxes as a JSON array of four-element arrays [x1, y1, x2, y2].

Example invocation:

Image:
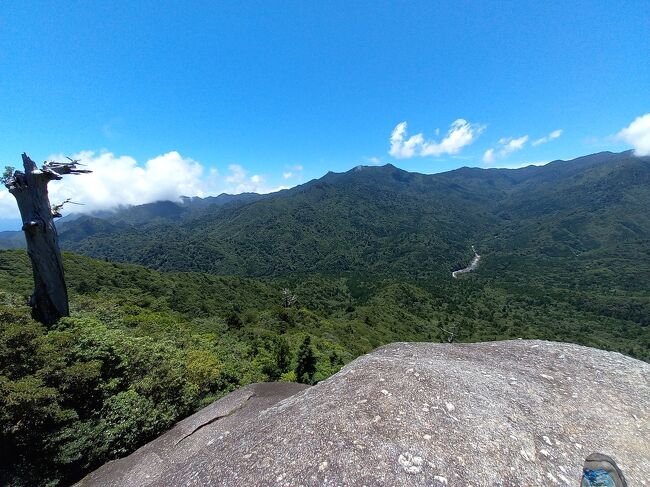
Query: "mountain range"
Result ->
[[2, 150, 649, 486], [2, 150, 648, 289], [60, 150, 650, 281]]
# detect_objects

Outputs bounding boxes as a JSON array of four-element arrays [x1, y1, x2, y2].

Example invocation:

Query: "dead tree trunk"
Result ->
[[3, 153, 90, 325]]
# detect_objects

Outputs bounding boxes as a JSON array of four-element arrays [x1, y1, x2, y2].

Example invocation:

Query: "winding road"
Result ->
[[452, 245, 481, 278]]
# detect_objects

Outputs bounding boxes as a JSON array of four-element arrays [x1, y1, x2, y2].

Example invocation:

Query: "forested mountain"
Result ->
[[1, 150, 649, 486], [1, 247, 648, 485], [0, 191, 265, 246], [13, 150, 644, 286], [2, 151, 647, 284], [0, 231, 24, 249]]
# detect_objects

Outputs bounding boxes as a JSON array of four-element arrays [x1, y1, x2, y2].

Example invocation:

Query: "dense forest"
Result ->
[[19, 151, 649, 282], [1, 248, 648, 485], [1, 150, 649, 485]]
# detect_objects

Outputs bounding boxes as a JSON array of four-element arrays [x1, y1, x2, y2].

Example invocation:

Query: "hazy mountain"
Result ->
[[0, 231, 25, 249], [0, 191, 266, 248]]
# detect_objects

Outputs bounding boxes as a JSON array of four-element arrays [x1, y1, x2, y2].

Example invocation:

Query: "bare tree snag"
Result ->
[[3, 153, 91, 325], [438, 324, 458, 343], [281, 288, 297, 308]]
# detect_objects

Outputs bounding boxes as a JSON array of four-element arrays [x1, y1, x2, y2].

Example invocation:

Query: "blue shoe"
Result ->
[[581, 453, 627, 487]]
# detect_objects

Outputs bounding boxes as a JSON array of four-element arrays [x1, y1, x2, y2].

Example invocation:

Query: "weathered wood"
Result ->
[[3, 153, 90, 325]]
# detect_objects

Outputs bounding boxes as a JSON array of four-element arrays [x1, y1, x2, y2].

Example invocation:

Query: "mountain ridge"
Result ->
[[61, 152, 650, 281], [0, 150, 632, 235], [0, 151, 647, 287]]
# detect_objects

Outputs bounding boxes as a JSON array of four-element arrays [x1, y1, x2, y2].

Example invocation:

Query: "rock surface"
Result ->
[[78, 340, 650, 486]]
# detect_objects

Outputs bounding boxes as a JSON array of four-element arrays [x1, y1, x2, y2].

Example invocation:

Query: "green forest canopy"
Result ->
[[1, 151, 649, 486], [1, 249, 648, 485]]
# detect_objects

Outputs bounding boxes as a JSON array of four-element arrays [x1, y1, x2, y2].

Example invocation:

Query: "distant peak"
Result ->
[[350, 162, 401, 172]]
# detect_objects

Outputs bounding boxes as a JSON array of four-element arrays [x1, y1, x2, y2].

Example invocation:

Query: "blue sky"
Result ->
[[0, 1, 649, 226]]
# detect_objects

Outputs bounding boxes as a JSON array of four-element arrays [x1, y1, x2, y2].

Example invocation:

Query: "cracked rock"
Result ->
[[77, 340, 650, 486]]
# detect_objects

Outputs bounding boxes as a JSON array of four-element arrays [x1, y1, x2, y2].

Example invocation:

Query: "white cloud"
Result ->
[[483, 135, 529, 164], [225, 164, 246, 183], [222, 165, 288, 194], [389, 122, 424, 158], [0, 150, 292, 220], [281, 164, 304, 180], [47, 150, 206, 212], [389, 119, 483, 159], [421, 120, 483, 156], [364, 156, 382, 165], [532, 129, 563, 146], [281, 170, 303, 180], [617, 113, 650, 156], [499, 135, 529, 155], [485, 128, 561, 164], [0, 189, 16, 220], [1, 150, 207, 219]]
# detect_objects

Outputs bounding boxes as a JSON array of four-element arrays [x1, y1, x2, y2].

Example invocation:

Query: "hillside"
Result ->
[[2, 151, 648, 285], [54, 165, 489, 276], [2, 151, 646, 287], [1, 248, 648, 485], [1, 150, 650, 485], [0, 231, 24, 249]]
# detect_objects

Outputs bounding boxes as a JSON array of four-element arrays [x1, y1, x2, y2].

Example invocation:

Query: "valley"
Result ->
[[1, 150, 649, 486], [452, 246, 481, 278], [4, 5, 647, 484]]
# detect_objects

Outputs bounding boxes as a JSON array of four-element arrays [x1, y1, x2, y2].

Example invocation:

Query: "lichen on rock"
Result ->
[[77, 340, 650, 486]]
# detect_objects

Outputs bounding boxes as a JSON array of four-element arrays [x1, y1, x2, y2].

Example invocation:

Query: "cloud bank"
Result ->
[[617, 113, 650, 156], [389, 119, 483, 159], [483, 135, 529, 163], [0, 150, 288, 220], [484, 128, 562, 163]]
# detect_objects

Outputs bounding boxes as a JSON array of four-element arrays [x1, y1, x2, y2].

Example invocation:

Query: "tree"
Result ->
[[275, 336, 292, 375], [438, 322, 458, 343], [1, 166, 14, 185], [295, 335, 317, 384], [3, 153, 90, 325], [226, 311, 243, 330]]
